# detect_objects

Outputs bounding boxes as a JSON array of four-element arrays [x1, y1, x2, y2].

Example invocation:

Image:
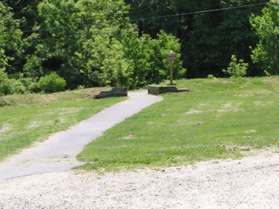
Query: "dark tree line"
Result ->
[[127, 0, 270, 77], [0, 0, 278, 95]]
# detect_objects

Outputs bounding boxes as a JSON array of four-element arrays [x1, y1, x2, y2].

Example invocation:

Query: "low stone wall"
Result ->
[[95, 87, 128, 99], [148, 85, 189, 95]]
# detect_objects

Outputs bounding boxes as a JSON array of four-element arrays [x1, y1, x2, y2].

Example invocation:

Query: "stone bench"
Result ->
[[94, 87, 128, 99], [148, 85, 189, 95]]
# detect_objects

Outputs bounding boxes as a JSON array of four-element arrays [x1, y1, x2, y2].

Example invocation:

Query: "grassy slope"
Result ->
[[0, 88, 124, 160], [79, 77, 279, 170]]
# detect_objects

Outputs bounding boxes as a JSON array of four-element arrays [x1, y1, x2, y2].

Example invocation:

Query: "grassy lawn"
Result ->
[[79, 77, 279, 171], [0, 88, 124, 161]]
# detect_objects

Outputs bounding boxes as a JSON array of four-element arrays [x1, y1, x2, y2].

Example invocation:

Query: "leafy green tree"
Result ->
[[26, 0, 184, 88], [121, 29, 155, 88], [250, 1, 279, 74], [2, 0, 41, 33], [0, 2, 23, 73], [152, 31, 186, 83], [26, 0, 132, 87], [0, 0, 272, 82], [122, 30, 186, 87], [127, 0, 266, 77]]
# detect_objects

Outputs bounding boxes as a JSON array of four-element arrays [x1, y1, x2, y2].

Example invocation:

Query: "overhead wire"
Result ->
[[20, 1, 269, 34], [131, 2, 269, 21]]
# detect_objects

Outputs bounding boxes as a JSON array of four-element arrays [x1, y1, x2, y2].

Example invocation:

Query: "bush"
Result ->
[[207, 74, 216, 79], [224, 55, 248, 78], [38, 72, 66, 93], [1, 70, 66, 95], [18, 77, 40, 93], [0, 70, 28, 95], [0, 70, 35, 95], [7, 79, 26, 94], [250, 3, 279, 74], [0, 69, 11, 95]]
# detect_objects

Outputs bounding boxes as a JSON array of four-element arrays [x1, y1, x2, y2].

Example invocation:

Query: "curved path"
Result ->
[[0, 91, 162, 180]]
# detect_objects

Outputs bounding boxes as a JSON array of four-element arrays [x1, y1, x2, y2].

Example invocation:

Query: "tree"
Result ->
[[2, 0, 41, 33], [24, 0, 132, 87], [25, 0, 185, 88], [126, 0, 266, 77], [250, 1, 279, 74], [0, 2, 23, 73], [122, 30, 186, 87]]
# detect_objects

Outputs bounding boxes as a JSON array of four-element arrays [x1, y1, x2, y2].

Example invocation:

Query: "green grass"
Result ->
[[78, 77, 279, 171], [0, 88, 124, 160]]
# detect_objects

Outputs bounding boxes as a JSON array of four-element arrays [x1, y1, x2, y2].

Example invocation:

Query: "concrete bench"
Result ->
[[148, 85, 189, 95], [95, 87, 128, 99]]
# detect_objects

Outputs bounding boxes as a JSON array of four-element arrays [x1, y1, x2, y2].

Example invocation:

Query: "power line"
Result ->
[[20, 2, 268, 34], [131, 2, 268, 21]]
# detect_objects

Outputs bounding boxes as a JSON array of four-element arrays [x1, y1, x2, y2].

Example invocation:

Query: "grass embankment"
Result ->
[[0, 88, 124, 160], [79, 77, 279, 171]]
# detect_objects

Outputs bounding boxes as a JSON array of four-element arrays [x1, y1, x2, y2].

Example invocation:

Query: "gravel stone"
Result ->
[[0, 151, 278, 209]]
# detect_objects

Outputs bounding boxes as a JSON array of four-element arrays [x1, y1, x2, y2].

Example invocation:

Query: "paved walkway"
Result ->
[[0, 91, 162, 180]]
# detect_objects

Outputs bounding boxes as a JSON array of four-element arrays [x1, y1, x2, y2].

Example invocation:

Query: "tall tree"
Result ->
[[188, 0, 267, 77], [2, 0, 41, 33], [0, 2, 23, 73], [24, 0, 131, 87], [250, 1, 279, 74], [127, 0, 266, 77], [25, 0, 185, 88]]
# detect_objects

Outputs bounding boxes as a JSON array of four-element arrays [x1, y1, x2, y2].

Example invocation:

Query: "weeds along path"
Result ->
[[0, 91, 162, 180]]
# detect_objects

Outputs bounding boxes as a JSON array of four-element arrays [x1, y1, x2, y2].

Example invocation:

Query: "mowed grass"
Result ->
[[0, 88, 124, 160], [79, 77, 279, 171]]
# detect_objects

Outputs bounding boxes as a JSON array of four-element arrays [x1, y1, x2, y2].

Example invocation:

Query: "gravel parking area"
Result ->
[[0, 150, 279, 209]]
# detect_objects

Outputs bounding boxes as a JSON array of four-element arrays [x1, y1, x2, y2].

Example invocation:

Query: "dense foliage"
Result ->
[[38, 72, 66, 93], [223, 55, 249, 78], [1, 0, 185, 93], [127, 0, 271, 77], [0, 2, 23, 73], [250, 1, 279, 74], [0, 0, 278, 95]]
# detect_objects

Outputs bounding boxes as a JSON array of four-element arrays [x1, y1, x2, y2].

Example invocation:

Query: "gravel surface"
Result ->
[[0, 91, 162, 180], [0, 150, 279, 209]]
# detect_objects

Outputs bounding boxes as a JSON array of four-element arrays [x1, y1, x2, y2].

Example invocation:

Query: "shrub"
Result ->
[[0, 69, 11, 95], [250, 3, 279, 74], [224, 55, 248, 78], [7, 79, 26, 94], [0, 70, 35, 95], [38, 72, 66, 93], [0, 70, 29, 95], [207, 74, 216, 79], [18, 77, 40, 93]]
